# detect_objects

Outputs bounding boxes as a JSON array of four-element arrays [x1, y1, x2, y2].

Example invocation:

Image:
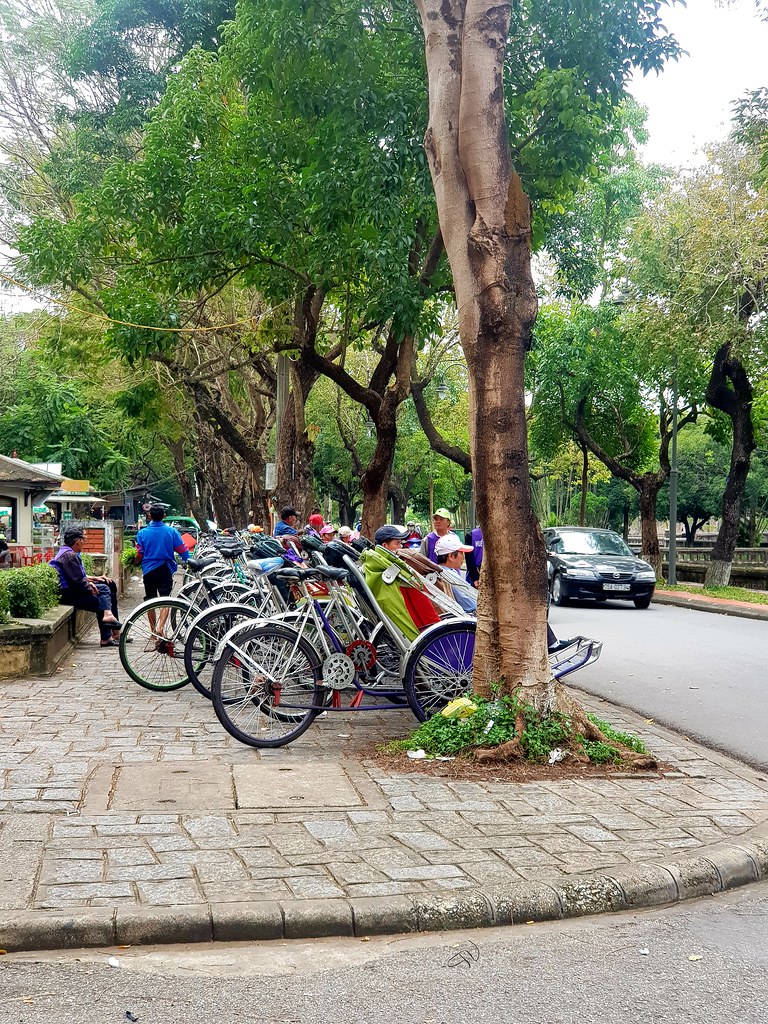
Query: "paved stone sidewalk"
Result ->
[[2, 591, 767, 930]]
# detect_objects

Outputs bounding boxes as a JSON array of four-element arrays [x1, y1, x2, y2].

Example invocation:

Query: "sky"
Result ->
[[629, 0, 768, 166], [2, 0, 768, 314]]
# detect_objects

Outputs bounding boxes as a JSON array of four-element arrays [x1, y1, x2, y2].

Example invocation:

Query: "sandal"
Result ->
[[100, 638, 119, 648]]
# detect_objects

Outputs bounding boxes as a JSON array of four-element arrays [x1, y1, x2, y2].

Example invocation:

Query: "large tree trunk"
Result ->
[[415, 0, 550, 698], [704, 343, 755, 587]]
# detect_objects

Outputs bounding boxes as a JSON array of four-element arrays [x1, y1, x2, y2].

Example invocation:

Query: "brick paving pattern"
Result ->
[[2, 588, 767, 914]]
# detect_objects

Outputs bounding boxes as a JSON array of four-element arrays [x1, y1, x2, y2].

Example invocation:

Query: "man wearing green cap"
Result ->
[[421, 508, 453, 562]]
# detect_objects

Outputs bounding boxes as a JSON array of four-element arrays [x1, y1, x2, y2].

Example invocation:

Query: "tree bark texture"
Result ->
[[704, 342, 755, 587], [414, 0, 550, 696]]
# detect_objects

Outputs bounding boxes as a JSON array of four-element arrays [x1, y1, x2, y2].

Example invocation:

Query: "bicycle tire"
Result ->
[[211, 621, 323, 748], [119, 597, 198, 691], [184, 602, 264, 700], [402, 619, 476, 721]]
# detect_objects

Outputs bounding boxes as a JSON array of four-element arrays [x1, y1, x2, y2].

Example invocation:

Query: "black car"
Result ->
[[544, 527, 656, 609]]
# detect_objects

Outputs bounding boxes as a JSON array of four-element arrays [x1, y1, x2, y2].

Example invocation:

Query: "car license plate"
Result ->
[[603, 583, 630, 592]]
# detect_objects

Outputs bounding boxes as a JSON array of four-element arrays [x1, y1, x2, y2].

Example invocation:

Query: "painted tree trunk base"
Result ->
[[704, 559, 733, 587]]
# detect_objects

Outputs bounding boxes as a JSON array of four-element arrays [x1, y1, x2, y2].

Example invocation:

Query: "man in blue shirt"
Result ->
[[274, 506, 299, 537], [135, 504, 190, 598]]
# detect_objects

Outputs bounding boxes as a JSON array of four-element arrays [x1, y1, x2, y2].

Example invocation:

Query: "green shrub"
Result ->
[[120, 544, 140, 569], [81, 553, 97, 575], [384, 692, 647, 766], [3, 564, 61, 620], [0, 573, 10, 624]]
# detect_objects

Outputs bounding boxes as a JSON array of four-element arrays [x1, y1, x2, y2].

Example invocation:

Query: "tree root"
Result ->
[[474, 684, 658, 769]]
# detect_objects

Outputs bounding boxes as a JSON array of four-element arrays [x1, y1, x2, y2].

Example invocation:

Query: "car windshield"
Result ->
[[558, 532, 631, 557]]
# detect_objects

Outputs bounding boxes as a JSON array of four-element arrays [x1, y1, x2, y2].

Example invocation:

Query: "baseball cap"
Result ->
[[320, 524, 336, 536], [374, 525, 410, 545], [280, 506, 298, 519], [308, 513, 324, 529], [338, 525, 353, 537], [433, 507, 452, 521], [434, 532, 472, 556]]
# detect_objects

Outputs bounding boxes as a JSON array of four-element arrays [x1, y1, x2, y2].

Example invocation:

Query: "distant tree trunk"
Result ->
[[747, 507, 757, 548], [579, 443, 588, 526], [705, 342, 755, 587], [622, 502, 630, 542], [415, 0, 550, 699], [637, 476, 663, 578]]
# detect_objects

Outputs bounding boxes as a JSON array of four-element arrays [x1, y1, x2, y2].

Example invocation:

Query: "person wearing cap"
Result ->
[[434, 532, 477, 613], [337, 525, 353, 543], [50, 527, 122, 647], [274, 506, 299, 536], [320, 523, 337, 540], [421, 508, 453, 562], [306, 513, 325, 538], [375, 524, 410, 552], [135, 504, 190, 599]]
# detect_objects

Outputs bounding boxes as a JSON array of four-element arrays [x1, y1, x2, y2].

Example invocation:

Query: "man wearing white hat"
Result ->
[[434, 532, 477, 613]]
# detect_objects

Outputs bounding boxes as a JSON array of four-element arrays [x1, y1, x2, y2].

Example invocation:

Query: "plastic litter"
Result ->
[[107, 956, 121, 968], [548, 747, 567, 764], [407, 749, 427, 759], [639, 948, 650, 956], [125, 1013, 139, 1022], [689, 955, 703, 961], [441, 697, 478, 719]]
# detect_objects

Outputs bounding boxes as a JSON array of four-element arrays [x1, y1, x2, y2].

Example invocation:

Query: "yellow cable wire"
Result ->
[[0, 271, 264, 333]]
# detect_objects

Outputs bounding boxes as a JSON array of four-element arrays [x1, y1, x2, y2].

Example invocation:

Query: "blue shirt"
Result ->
[[136, 521, 189, 574], [274, 520, 297, 536]]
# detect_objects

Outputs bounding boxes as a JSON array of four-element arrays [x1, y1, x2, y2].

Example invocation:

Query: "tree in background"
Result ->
[[628, 142, 768, 584]]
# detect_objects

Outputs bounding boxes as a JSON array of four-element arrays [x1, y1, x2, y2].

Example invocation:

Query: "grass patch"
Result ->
[[660, 583, 768, 606], [382, 695, 647, 767]]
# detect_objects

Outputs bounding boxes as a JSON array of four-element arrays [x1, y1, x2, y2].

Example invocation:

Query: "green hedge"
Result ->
[[0, 565, 61, 622]]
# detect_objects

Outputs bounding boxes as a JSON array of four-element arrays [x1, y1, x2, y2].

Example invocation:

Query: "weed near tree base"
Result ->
[[382, 693, 648, 767]]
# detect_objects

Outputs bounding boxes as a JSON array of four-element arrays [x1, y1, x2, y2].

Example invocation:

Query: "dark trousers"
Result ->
[[60, 581, 119, 640]]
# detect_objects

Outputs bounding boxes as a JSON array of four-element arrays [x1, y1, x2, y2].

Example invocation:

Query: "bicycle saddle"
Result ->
[[186, 555, 219, 571], [276, 566, 348, 582], [300, 534, 326, 553], [217, 545, 244, 559]]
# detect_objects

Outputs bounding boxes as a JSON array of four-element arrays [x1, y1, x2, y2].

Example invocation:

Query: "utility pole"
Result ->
[[668, 364, 678, 585]]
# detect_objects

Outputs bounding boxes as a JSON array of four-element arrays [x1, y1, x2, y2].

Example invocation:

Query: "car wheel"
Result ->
[[633, 595, 652, 609], [551, 573, 569, 606]]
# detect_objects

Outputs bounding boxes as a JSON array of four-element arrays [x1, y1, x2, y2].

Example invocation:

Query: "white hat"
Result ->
[[434, 533, 473, 556]]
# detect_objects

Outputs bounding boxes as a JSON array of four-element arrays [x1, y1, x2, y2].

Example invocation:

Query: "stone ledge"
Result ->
[[0, 604, 91, 679]]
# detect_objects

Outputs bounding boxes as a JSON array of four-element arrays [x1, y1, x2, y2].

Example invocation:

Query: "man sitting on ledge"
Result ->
[[50, 527, 122, 648]]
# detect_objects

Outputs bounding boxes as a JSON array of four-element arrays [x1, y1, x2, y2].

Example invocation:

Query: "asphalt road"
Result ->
[[1, 883, 767, 1023], [549, 599, 768, 771]]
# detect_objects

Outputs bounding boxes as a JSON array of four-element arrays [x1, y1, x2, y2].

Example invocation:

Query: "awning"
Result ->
[[45, 494, 108, 505]]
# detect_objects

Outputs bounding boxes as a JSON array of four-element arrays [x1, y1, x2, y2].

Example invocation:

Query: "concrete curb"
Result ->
[[3, 828, 767, 953], [652, 591, 768, 621]]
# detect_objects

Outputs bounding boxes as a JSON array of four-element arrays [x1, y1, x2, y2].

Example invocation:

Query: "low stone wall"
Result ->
[[662, 560, 768, 591], [0, 605, 92, 680]]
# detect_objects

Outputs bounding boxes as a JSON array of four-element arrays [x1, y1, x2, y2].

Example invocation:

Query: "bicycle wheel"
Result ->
[[119, 597, 198, 691], [208, 581, 254, 605], [403, 619, 476, 721], [211, 622, 323, 748], [184, 603, 264, 700]]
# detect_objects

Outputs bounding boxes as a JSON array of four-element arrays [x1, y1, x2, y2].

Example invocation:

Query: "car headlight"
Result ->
[[565, 568, 599, 580], [635, 570, 656, 582]]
